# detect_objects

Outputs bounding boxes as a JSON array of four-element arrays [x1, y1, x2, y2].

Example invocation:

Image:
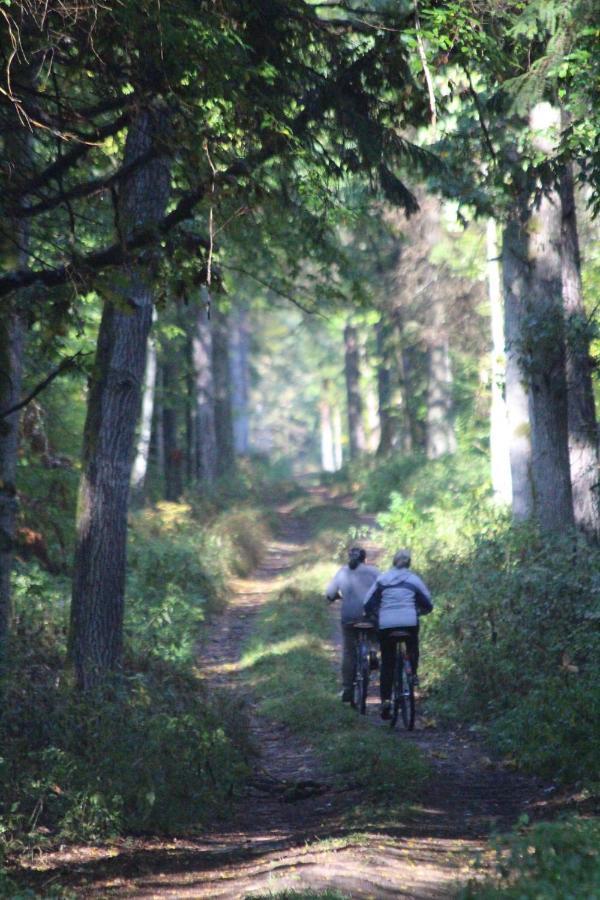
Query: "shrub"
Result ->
[[459, 816, 600, 898]]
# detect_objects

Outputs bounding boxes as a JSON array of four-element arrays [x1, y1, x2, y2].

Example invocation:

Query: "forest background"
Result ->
[[1, 0, 599, 896]]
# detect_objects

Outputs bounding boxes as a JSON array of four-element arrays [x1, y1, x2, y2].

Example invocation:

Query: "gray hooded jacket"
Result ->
[[364, 566, 432, 628]]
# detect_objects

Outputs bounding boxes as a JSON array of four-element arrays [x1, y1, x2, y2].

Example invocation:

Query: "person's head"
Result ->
[[393, 548, 411, 569], [348, 547, 366, 570]]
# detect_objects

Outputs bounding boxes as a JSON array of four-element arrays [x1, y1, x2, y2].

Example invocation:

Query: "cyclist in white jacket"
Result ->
[[364, 548, 432, 719], [326, 547, 379, 702]]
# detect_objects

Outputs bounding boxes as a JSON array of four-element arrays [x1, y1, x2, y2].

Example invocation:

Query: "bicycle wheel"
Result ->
[[390, 652, 401, 728], [357, 642, 370, 714], [399, 659, 415, 730]]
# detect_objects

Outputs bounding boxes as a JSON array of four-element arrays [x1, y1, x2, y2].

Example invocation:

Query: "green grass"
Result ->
[[240, 561, 429, 821]]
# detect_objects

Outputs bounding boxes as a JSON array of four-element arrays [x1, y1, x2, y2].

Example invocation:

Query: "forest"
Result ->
[[0, 1, 599, 897]]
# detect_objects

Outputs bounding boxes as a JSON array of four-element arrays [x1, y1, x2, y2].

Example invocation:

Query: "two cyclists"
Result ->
[[326, 545, 433, 718]]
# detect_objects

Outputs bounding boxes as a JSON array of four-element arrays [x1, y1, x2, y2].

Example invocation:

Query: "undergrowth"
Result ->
[[459, 816, 600, 898], [241, 562, 429, 821], [0, 499, 270, 859]]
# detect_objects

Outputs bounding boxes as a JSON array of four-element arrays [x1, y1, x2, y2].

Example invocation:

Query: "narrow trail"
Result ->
[[19, 497, 544, 899]]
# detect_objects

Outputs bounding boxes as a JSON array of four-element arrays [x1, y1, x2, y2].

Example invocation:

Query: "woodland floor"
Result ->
[[16, 491, 558, 899]]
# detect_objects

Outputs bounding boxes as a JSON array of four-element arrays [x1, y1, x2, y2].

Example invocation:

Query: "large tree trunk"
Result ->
[[130, 328, 157, 503], [343, 323, 365, 459], [184, 321, 197, 485], [212, 305, 235, 477], [425, 300, 456, 459], [333, 406, 343, 470], [0, 122, 29, 658], [69, 106, 171, 689], [526, 103, 574, 531], [230, 304, 250, 455], [191, 291, 218, 484], [376, 319, 394, 456], [560, 163, 600, 537], [503, 207, 534, 521], [487, 218, 512, 505], [162, 358, 183, 502]]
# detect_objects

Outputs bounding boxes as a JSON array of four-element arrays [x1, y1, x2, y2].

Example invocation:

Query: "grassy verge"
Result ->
[[240, 560, 429, 824]]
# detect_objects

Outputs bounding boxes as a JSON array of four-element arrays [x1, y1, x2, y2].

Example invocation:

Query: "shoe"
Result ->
[[341, 689, 353, 703], [369, 650, 379, 672], [380, 700, 392, 720]]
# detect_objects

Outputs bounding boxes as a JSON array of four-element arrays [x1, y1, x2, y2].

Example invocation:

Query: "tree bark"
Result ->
[[425, 299, 456, 459], [212, 305, 235, 477], [376, 318, 394, 455], [162, 358, 183, 501], [503, 205, 534, 521], [191, 290, 218, 484], [230, 304, 251, 455], [69, 106, 171, 689], [526, 103, 574, 531], [343, 323, 365, 459], [560, 162, 600, 537], [130, 327, 157, 503], [0, 121, 29, 659], [333, 406, 343, 470], [487, 218, 512, 505]]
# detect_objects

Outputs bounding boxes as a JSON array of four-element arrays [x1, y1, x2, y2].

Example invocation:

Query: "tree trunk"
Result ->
[[391, 309, 417, 454], [333, 406, 343, 470], [376, 318, 394, 455], [229, 304, 250, 455], [162, 358, 183, 502], [184, 323, 197, 485], [560, 162, 600, 537], [0, 121, 29, 658], [69, 106, 171, 689], [503, 206, 534, 521], [343, 323, 365, 459], [130, 327, 157, 503], [212, 305, 235, 477], [192, 290, 218, 484], [425, 300, 456, 459], [487, 218, 512, 505], [527, 103, 574, 531], [320, 381, 336, 472]]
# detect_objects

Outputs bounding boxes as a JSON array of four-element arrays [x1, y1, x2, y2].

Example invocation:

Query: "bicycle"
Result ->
[[388, 629, 416, 730], [351, 622, 376, 714]]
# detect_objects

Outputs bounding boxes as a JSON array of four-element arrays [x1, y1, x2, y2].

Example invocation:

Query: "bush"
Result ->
[[459, 816, 600, 898]]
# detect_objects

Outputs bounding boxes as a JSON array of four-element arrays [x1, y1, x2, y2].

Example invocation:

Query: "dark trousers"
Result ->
[[379, 625, 419, 701]]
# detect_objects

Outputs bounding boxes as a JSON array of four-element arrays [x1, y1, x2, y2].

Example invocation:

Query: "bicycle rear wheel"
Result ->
[[391, 654, 401, 728], [357, 643, 370, 714], [399, 661, 415, 730]]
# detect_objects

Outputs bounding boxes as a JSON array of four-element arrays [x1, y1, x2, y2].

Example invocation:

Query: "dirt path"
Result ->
[[18, 501, 543, 899]]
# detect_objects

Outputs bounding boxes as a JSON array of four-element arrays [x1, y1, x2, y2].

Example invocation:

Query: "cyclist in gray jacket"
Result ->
[[326, 547, 379, 702], [363, 548, 432, 719]]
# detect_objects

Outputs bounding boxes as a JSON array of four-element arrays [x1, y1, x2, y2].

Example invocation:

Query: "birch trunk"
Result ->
[[320, 382, 336, 472], [212, 305, 235, 477], [560, 163, 600, 537], [230, 305, 250, 455], [527, 103, 574, 531], [344, 323, 365, 459], [192, 291, 218, 484], [70, 106, 171, 688], [130, 328, 157, 502], [503, 206, 534, 521], [487, 218, 512, 505]]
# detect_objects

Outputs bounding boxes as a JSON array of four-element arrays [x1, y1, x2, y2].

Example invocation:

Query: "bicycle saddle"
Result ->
[[388, 629, 412, 638], [353, 622, 374, 629]]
